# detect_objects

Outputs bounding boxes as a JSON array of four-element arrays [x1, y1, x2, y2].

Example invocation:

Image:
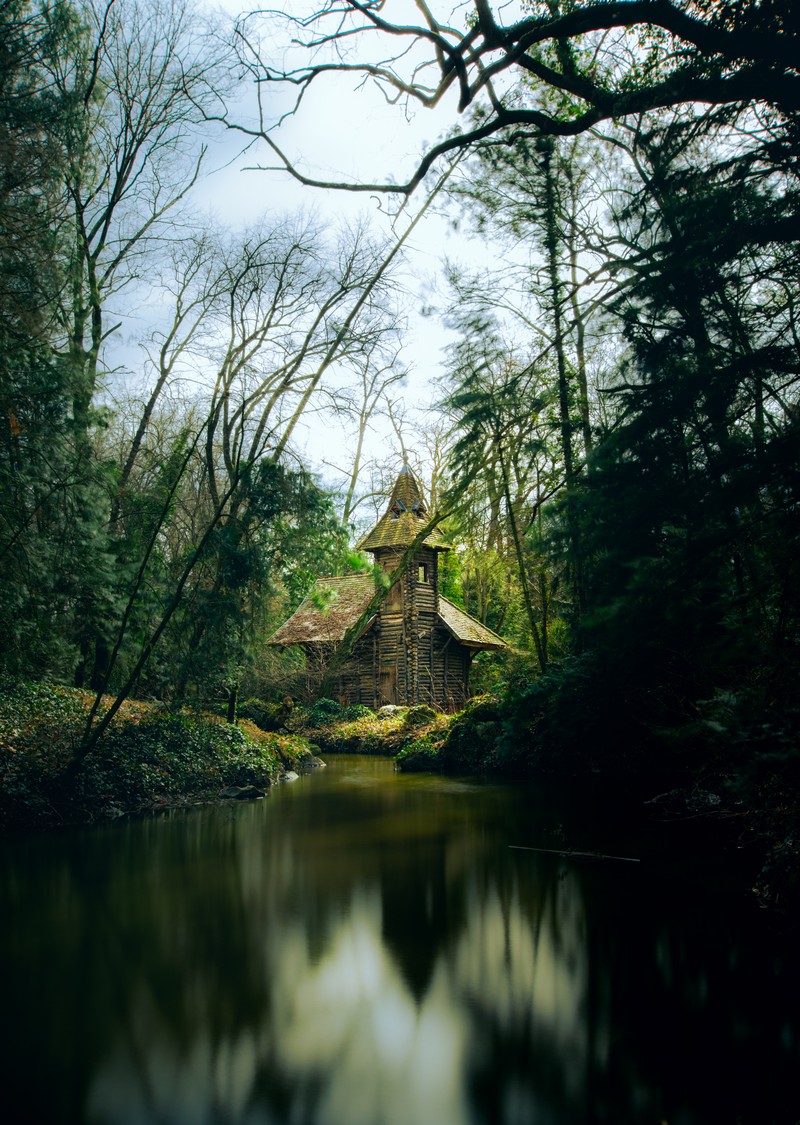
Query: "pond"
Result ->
[[1, 755, 797, 1125]]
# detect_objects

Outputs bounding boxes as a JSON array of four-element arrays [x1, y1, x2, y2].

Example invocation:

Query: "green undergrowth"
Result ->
[[396, 695, 530, 776], [0, 681, 315, 833], [292, 695, 531, 773], [295, 696, 528, 775], [296, 699, 450, 756]]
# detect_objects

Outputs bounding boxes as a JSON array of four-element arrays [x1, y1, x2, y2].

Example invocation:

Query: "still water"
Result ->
[[1, 756, 798, 1125]]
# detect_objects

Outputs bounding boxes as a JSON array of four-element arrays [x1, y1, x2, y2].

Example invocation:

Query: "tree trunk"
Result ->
[[496, 444, 546, 673], [226, 681, 239, 725], [539, 136, 584, 614], [540, 137, 574, 484]]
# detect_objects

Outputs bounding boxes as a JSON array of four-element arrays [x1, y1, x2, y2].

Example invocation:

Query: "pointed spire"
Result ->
[[357, 464, 448, 552], [388, 463, 425, 516]]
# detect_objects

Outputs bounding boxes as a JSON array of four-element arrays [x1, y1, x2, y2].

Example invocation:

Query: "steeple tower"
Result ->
[[357, 464, 448, 704], [357, 463, 448, 554], [268, 462, 505, 709]]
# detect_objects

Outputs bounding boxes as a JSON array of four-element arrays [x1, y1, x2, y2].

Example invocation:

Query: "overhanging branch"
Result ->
[[228, 1, 800, 197]]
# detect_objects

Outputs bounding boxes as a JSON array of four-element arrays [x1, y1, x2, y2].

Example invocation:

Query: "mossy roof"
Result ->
[[268, 583, 507, 653], [357, 464, 449, 552], [438, 596, 508, 650], [266, 575, 376, 646]]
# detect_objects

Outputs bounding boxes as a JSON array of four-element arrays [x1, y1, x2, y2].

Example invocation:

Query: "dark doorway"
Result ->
[[378, 666, 398, 705]]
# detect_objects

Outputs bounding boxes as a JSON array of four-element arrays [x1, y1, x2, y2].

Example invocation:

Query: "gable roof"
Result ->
[[266, 575, 376, 646], [268, 578, 507, 655], [357, 464, 449, 552], [438, 596, 507, 650]]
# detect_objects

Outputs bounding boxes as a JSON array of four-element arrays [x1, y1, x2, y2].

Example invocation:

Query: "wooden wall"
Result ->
[[371, 546, 470, 710], [314, 545, 473, 711]]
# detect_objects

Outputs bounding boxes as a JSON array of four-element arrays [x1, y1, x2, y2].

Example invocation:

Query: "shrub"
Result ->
[[305, 697, 344, 727], [495, 657, 612, 776], [344, 704, 373, 721], [403, 704, 437, 728], [82, 712, 284, 805], [239, 697, 294, 731], [0, 683, 313, 831]]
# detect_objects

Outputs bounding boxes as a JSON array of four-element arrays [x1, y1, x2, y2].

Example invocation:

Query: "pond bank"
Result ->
[[2, 683, 797, 923], [0, 682, 318, 834], [298, 695, 800, 924]]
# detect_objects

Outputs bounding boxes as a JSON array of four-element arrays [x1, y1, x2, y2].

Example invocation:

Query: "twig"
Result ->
[[509, 845, 640, 863]]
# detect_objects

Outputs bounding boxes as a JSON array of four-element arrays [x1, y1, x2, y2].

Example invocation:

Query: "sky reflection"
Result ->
[[84, 827, 587, 1125]]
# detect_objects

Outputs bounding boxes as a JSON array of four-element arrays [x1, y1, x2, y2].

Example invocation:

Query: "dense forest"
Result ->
[[2, 0, 799, 857]]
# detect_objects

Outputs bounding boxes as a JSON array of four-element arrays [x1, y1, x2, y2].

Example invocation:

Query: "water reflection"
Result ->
[[1, 757, 797, 1125]]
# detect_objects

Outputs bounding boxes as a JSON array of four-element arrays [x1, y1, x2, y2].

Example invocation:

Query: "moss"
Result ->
[[305, 706, 449, 756], [396, 733, 447, 772], [396, 695, 533, 777], [0, 682, 315, 833], [403, 704, 438, 728], [297, 694, 522, 772]]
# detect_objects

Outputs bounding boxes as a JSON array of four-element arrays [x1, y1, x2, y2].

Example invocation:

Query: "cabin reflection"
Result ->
[[378, 830, 450, 1000]]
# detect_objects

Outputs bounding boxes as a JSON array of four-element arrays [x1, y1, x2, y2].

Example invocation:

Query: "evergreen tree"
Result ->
[[564, 111, 800, 745], [442, 316, 558, 671], [0, 0, 116, 677]]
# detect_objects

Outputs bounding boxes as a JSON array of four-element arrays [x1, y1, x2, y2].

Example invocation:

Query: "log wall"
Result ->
[[317, 545, 474, 710], [369, 546, 470, 710]]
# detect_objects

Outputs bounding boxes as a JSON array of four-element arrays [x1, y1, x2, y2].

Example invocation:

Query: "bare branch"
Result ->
[[227, 1, 800, 196]]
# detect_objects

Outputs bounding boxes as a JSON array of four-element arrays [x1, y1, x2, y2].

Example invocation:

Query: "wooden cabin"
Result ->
[[267, 465, 506, 710]]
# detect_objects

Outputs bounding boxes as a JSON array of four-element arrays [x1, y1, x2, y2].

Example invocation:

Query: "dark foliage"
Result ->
[[0, 681, 311, 832]]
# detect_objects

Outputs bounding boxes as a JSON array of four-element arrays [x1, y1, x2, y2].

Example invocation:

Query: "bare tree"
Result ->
[[322, 346, 408, 525], [113, 230, 223, 516], [77, 170, 454, 749], [51, 0, 233, 428]]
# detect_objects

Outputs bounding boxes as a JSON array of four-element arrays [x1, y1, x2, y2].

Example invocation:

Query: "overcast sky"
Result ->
[[184, 2, 507, 498]]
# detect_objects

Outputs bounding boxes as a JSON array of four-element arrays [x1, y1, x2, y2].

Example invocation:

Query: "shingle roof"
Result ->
[[357, 464, 449, 552], [438, 596, 507, 650], [266, 575, 376, 646]]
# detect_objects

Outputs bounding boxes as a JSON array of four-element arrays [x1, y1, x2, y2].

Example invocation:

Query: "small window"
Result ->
[[418, 564, 427, 584]]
